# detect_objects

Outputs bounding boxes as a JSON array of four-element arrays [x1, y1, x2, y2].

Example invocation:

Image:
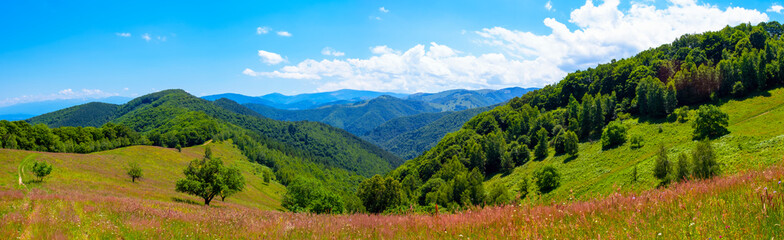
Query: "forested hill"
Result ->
[[379, 21, 784, 210], [27, 102, 120, 128], [26, 89, 403, 192], [244, 95, 442, 136]]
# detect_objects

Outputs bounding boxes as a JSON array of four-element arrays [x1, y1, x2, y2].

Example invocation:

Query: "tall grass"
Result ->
[[2, 163, 783, 239]]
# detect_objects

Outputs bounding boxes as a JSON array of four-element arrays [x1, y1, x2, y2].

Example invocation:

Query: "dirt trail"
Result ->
[[18, 154, 37, 188]]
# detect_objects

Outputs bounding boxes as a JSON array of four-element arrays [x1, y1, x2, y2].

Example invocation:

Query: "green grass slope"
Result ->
[[490, 87, 784, 201], [0, 140, 285, 209]]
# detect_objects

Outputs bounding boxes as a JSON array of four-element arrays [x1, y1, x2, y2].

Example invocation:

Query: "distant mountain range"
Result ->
[[0, 96, 131, 121], [202, 89, 408, 110], [207, 87, 536, 159]]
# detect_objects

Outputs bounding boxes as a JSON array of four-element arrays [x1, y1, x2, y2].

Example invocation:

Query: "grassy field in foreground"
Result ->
[[486, 87, 784, 202], [0, 140, 285, 238], [1, 159, 783, 238]]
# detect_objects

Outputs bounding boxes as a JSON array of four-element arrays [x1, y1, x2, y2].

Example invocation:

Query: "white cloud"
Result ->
[[243, 0, 770, 93], [545, 1, 553, 11], [116, 32, 131, 37], [321, 47, 346, 57], [141, 33, 151, 42], [277, 31, 292, 37], [157, 36, 167, 42], [257, 26, 270, 34], [373, 16, 382, 21], [0, 89, 120, 107], [768, 4, 784, 13], [379, 7, 389, 13], [244, 43, 559, 92], [257, 50, 285, 65], [475, 0, 768, 83]]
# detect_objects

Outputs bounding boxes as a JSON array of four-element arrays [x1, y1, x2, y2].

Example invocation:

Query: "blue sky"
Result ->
[[0, 0, 782, 106]]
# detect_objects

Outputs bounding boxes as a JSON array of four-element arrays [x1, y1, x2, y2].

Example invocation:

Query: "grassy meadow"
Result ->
[[1, 87, 784, 238], [487, 87, 784, 202]]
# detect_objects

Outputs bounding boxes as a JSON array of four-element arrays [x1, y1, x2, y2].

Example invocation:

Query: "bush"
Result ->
[[31, 161, 53, 182], [731, 81, 745, 97], [601, 120, 627, 150], [533, 165, 560, 194], [671, 106, 690, 123], [675, 153, 690, 181], [563, 131, 579, 156], [692, 105, 729, 140], [629, 133, 644, 149], [486, 182, 512, 205]]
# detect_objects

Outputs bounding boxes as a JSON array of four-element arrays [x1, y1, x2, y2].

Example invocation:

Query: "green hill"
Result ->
[[365, 106, 492, 160], [0, 141, 285, 209], [244, 95, 442, 136], [25, 89, 403, 198], [381, 21, 784, 210], [27, 102, 120, 128]]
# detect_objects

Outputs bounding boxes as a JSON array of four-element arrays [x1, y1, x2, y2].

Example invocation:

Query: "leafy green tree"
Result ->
[[601, 120, 627, 149], [176, 144, 182, 152], [692, 140, 719, 179], [563, 130, 579, 156], [675, 152, 690, 181], [281, 177, 344, 214], [357, 175, 403, 213], [692, 105, 729, 140], [533, 165, 560, 193], [31, 161, 52, 182], [518, 177, 529, 199], [534, 128, 549, 159], [219, 166, 246, 202], [175, 157, 227, 206], [653, 146, 671, 183], [507, 141, 530, 167], [486, 181, 511, 206], [127, 162, 143, 183]]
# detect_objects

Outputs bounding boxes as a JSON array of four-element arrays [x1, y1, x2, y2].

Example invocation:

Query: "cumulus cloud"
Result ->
[[545, 1, 553, 11], [277, 31, 292, 37], [244, 43, 560, 92], [244, 0, 769, 93], [0, 89, 120, 107], [141, 33, 151, 42], [257, 50, 285, 65], [379, 7, 389, 13], [257, 26, 270, 34], [476, 0, 768, 81], [321, 47, 346, 57], [116, 32, 131, 37], [768, 4, 784, 13]]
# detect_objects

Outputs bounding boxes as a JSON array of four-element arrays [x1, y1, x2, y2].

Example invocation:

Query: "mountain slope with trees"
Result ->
[[355, 21, 784, 213]]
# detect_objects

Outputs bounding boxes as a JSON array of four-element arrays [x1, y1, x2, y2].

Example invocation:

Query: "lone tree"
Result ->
[[533, 165, 561, 194], [127, 162, 143, 183], [692, 105, 729, 140], [175, 148, 245, 206], [31, 161, 52, 182]]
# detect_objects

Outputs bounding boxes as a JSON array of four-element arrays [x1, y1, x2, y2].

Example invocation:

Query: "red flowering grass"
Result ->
[[2, 164, 784, 239]]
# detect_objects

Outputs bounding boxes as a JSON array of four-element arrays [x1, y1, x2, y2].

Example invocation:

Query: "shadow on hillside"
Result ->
[[563, 155, 578, 164], [172, 197, 201, 206]]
